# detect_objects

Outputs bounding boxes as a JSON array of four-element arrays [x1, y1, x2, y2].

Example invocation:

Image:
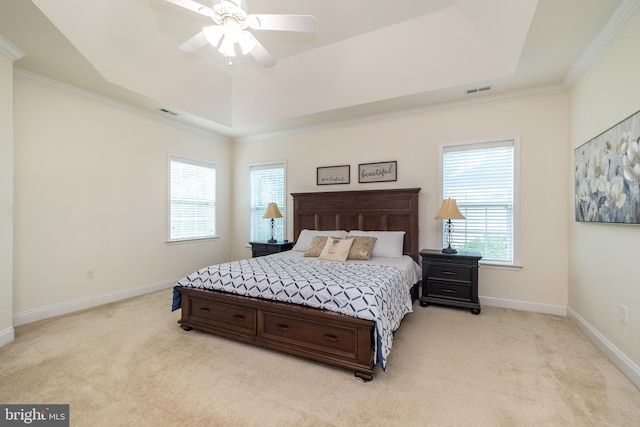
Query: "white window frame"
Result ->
[[167, 155, 217, 242], [439, 137, 521, 267], [249, 161, 287, 242]]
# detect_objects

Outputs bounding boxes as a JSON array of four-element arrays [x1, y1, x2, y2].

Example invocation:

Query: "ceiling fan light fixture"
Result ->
[[218, 36, 236, 57], [212, 1, 248, 27], [222, 19, 243, 43], [202, 25, 223, 47], [168, 0, 316, 68]]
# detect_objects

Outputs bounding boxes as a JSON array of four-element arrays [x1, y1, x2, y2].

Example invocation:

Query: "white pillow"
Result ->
[[347, 230, 405, 258], [292, 229, 348, 251], [318, 237, 354, 262]]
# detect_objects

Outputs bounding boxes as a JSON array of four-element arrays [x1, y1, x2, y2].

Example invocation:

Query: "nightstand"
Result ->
[[419, 249, 482, 315], [249, 241, 294, 258]]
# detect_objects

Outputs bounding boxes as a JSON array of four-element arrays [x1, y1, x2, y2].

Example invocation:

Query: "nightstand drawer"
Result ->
[[428, 264, 473, 283], [426, 281, 472, 301]]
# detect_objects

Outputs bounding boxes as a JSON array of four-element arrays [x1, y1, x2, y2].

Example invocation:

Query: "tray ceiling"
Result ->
[[0, 0, 628, 138]]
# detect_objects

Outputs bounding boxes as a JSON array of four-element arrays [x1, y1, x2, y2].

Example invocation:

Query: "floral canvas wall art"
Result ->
[[575, 109, 640, 223]]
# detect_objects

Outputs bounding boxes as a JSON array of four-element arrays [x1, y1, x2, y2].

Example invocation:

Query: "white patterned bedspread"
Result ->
[[172, 253, 419, 371]]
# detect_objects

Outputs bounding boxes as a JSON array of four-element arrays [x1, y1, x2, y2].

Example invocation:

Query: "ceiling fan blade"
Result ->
[[250, 39, 276, 68], [163, 0, 214, 17], [248, 14, 316, 32], [179, 31, 209, 52]]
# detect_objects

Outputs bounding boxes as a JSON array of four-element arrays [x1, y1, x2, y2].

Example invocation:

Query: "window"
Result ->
[[441, 139, 518, 265], [169, 156, 216, 241], [250, 162, 285, 242]]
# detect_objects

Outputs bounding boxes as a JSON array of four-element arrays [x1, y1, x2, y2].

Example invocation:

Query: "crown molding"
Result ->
[[0, 35, 25, 61], [234, 83, 567, 144], [13, 66, 567, 145], [13, 68, 230, 141], [564, 0, 640, 87]]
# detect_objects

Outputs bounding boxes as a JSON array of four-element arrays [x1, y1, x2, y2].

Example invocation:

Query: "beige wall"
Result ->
[[568, 8, 640, 380], [0, 51, 14, 345], [12, 78, 233, 323], [232, 93, 570, 313]]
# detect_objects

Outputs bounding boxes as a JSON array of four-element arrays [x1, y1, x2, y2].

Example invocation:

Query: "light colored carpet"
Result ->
[[1, 289, 639, 426]]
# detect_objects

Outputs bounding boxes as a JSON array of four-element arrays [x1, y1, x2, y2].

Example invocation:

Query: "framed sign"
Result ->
[[317, 165, 350, 185], [358, 161, 397, 183]]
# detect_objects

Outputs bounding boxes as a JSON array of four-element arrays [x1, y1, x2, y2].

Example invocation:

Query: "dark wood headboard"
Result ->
[[291, 188, 421, 262]]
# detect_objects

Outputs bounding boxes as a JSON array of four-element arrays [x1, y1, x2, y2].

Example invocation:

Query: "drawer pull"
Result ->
[[323, 335, 340, 342], [199, 307, 211, 312], [276, 324, 290, 331], [441, 289, 456, 294], [441, 271, 456, 276], [232, 314, 245, 321]]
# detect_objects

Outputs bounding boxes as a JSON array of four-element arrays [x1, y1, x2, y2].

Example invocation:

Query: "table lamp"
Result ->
[[263, 203, 283, 243], [435, 198, 466, 254]]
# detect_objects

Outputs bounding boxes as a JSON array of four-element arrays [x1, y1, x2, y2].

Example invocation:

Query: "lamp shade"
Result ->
[[435, 198, 466, 220], [263, 203, 283, 219]]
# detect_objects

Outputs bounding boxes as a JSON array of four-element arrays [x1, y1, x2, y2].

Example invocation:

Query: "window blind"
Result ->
[[442, 140, 514, 264], [250, 162, 285, 242], [169, 157, 216, 240]]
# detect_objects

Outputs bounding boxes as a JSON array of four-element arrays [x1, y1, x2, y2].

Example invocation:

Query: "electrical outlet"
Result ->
[[620, 305, 628, 325], [87, 269, 95, 279]]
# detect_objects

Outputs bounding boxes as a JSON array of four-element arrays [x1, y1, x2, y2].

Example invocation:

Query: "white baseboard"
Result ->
[[567, 306, 640, 390], [0, 327, 15, 348], [480, 296, 567, 316], [12, 280, 176, 327]]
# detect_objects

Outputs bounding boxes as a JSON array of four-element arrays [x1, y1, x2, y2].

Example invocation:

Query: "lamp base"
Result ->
[[442, 247, 457, 254], [267, 238, 277, 243]]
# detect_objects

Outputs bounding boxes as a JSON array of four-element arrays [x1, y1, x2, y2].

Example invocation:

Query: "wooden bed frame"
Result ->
[[175, 188, 421, 380]]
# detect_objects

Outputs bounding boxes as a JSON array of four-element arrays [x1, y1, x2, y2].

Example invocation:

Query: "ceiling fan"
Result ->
[[164, 0, 316, 68]]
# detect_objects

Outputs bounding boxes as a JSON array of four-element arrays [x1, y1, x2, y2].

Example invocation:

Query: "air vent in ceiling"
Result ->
[[159, 108, 178, 116], [466, 86, 492, 94]]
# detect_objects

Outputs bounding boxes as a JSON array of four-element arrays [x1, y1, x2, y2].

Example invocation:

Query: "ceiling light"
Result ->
[[218, 37, 236, 57], [202, 25, 223, 47], [222, 19, 243, 43], [173, 0, 316, 68], [202, 18, 257, 59]]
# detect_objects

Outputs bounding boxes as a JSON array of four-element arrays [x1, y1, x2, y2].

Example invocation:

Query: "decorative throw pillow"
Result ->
[[304, 235, 329, 257], [318, 237, 354, 262], [292, 229, 348, 251], [347, 230, 405, 258], [347, 236, 378, 260]]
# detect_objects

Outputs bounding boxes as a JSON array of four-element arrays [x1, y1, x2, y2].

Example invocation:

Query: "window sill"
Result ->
[[479, 261, 523, 271], [166, 236, 219, 244]]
